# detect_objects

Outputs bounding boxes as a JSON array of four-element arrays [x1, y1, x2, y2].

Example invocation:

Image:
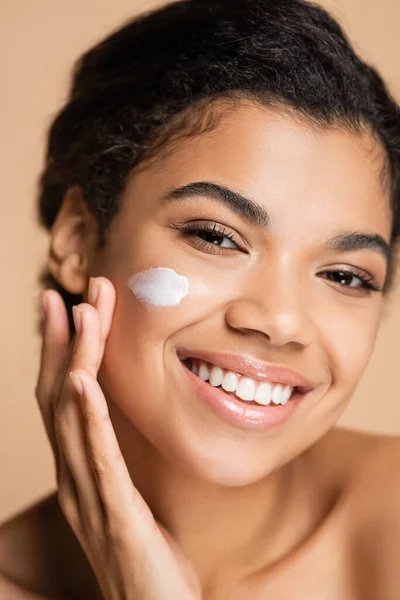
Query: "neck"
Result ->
[[107, 399, 330, 591]]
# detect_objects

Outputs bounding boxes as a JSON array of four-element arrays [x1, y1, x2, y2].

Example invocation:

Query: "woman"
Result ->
[[1, 0, 400, 597]]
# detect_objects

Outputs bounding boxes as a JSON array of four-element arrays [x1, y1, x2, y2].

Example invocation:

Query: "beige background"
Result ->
[[1, 0, 399, 523]]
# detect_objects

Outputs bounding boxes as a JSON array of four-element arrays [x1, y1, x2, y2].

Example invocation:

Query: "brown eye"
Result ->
[[196, 229, 237, 248], [319, 269, 382, 293], [180, 221, 243, 253]]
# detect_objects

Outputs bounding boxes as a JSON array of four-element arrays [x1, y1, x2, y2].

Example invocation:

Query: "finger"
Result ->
[[86, 277, 116, 370], [57, 449, 80, 530], [69, 370, 158, 541], [69, 304, 101, 378], [35, 290, 70, 458], [35, 289, 70, 408], [55, 375, 106, 537], [56, 301, 105, 534]]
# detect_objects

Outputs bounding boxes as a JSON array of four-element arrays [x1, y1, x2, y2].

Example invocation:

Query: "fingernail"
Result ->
[[72, 306, 82, 333], [88, 277, 99, 306], [41, 291, 48, 319], [69, 371, 83, 395]]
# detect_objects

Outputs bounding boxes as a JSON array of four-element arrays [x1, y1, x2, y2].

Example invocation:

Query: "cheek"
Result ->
[[126, 267, 189, 308], [98, 274, 247, 470], [323, 305, 381, 394], [98, 274, 230, 410], [109, 275, 222, 347], [104, 261, 241, 355]]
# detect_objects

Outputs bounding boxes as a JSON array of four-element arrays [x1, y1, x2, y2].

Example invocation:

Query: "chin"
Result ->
[[157, 425, 296, 487]]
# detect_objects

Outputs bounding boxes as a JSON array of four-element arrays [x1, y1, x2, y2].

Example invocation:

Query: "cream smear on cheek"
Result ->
[[126, 267, 190, 308]]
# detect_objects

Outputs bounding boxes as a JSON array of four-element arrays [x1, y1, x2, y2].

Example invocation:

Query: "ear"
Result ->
[[48, 185, 99, 295]]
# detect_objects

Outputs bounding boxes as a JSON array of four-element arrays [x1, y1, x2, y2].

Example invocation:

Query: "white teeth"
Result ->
[[281, 385, 292, 405], [191, 360, 294, 406], [198, 363, 210, 381], [254, 382, 272, 405], [221, 371, 238, 392], [236, 377, 256, 402], [271, 384, 283, 405], [209, 365, 224, 387]]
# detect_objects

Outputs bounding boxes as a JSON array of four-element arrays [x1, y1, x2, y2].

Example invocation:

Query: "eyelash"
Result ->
[[180, 222, 383, 293], [181, 221, 241, 250], [320, 268, 382, 292]]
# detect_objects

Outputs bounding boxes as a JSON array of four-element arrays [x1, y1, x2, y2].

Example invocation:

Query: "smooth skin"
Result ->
[[41, 281, 201, 600], [1, 102, 400, 599]]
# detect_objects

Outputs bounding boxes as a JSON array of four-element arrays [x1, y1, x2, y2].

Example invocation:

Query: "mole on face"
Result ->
[[126, 267, 190, 308]]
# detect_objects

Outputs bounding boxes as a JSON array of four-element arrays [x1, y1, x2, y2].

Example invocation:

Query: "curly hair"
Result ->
[[36, 0, 400, 335]]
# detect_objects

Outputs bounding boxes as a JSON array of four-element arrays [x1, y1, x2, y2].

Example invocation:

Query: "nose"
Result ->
[[225, 265, 314, 348]]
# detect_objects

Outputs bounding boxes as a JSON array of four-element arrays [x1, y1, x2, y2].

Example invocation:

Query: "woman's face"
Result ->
[[95, 103, 391, 486]]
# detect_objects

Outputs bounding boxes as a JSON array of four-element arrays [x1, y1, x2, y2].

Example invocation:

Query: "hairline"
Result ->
[[132, 94, 392, 196]]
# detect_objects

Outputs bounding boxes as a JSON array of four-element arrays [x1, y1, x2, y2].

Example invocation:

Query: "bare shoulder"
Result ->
[[0, 493, 98, 600], [314, 425, 400, 484], [320, 425, 400, 506], [328, 427, 400, 599], [0, 493, 68, 599], [333, 426, 400, 494]]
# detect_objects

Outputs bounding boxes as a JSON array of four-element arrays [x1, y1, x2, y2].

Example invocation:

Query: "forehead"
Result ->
[[127, 102, 392, 240]]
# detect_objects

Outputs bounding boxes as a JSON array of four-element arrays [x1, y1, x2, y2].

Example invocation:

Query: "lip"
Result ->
[[176, 348, 313, 393], [178, 358, 307, 431]]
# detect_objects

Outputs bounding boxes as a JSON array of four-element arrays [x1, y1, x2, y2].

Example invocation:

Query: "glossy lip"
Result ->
[[178, 358, 307, 431], [176, 348, 314, 393]]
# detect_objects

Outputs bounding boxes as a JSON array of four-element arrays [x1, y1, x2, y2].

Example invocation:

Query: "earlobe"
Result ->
[[50, 250, 88, 295]]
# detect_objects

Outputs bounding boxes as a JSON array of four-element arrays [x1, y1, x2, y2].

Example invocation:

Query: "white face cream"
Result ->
[[126, 267, 190, 308]]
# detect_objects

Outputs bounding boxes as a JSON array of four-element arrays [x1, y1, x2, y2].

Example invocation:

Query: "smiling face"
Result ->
[[87, 102, 392, 485]]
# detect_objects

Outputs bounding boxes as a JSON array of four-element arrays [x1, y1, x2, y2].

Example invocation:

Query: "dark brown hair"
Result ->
[[37, 0, 400, 333]]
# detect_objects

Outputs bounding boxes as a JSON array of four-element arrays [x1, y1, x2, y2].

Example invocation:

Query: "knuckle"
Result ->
[[100, 411, 112, 428], [81, 404, 96, 426], [35, 384, 48, 408], [113, 448, 124, 464], [88, 451, 108, 478], [103, 492, 147, 542], [70, 354, 97, 376]]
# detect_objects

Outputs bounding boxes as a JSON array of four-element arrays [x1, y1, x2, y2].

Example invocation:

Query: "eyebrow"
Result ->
[[161, 180, 390, 263]]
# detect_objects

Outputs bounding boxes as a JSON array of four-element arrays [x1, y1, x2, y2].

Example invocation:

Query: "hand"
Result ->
[[35, 277, 202, 600]]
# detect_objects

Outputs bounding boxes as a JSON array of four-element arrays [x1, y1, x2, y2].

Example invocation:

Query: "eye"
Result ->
[[319, 268, 382, 293], [196, 229, 237, 249], [179, 221, 243, 252]]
